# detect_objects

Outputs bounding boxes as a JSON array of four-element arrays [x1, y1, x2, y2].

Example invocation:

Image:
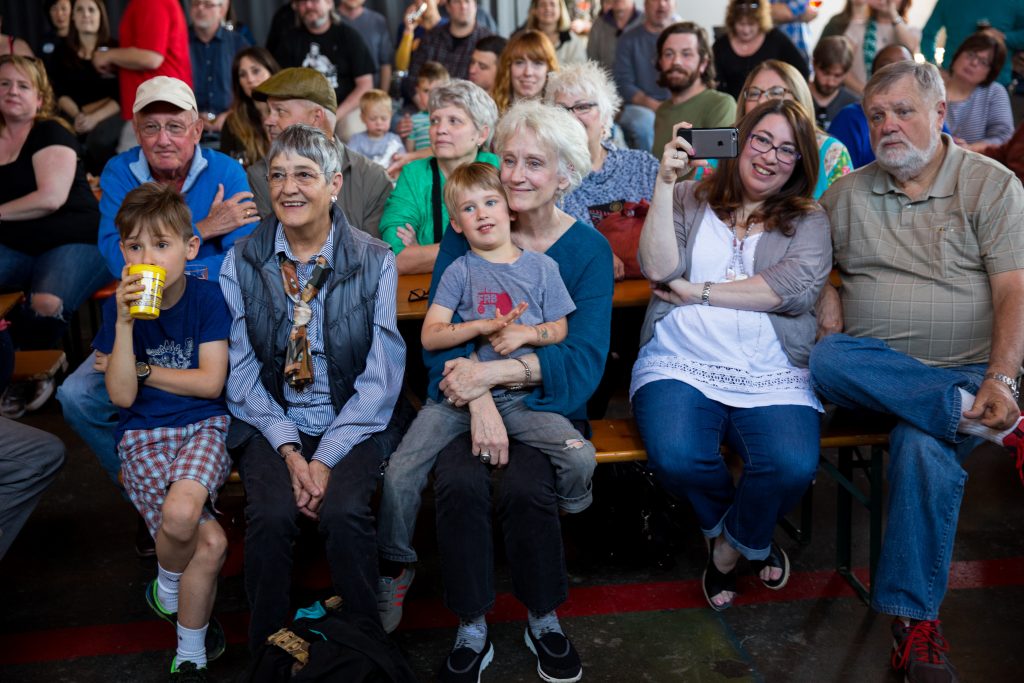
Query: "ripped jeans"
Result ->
[[377, 392, 596, 564]]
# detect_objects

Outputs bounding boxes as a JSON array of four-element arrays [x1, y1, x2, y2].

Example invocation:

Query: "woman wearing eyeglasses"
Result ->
[[0, 54, 104, 416], [713, 0, 809, 100], [545, 61, 657, 280], [942, 30, 1014, 152], [632, 98, 831, 612], [820, 0, 918, 95]]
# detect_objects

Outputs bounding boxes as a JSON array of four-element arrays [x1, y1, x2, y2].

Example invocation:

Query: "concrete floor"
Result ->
[[1, 398, 1023, 682]]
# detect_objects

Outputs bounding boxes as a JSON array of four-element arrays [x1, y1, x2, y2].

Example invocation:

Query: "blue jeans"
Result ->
[[617, 104, 656, 153], [0, 242, 109, 348], [632, 379, 820, 560], [809, 334, 986, 620], [55, 354, 121, 486], [378, 395, 596, 564]]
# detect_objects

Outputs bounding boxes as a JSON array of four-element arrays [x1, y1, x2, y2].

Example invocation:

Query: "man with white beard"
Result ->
[[810, 60, 1024, 683]]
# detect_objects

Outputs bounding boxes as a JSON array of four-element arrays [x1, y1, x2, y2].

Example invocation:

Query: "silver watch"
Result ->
[[985, 372, 1020, 400]]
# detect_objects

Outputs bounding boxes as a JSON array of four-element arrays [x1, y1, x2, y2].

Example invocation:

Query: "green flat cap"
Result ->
[[253, 67, 338, 112]]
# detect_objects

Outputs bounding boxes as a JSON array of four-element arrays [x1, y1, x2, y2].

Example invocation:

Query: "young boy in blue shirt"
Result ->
[[94, 183, 232, 680], [376, 163, 597, 631]]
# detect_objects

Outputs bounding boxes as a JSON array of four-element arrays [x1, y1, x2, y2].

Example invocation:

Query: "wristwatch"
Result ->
[[135, 361, 151, 384], [985, 372, 1020, 400], [280, 442, 302, 459]]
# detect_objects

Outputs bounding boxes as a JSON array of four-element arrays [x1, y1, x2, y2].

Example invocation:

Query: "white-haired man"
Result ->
[[811, 60, 1024, 683]]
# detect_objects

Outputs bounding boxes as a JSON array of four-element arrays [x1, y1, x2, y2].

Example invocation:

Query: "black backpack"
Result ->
[[240, 598, 417, 683]]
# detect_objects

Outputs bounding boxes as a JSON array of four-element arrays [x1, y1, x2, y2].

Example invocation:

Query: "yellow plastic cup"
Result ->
[[128, 264, 166, 320]]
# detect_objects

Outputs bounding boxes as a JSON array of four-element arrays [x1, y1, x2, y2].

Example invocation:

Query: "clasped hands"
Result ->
[[281, 446, 331, 520]]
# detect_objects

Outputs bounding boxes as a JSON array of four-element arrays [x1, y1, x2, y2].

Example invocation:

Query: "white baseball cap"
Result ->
[[132, 76, 198, 114]]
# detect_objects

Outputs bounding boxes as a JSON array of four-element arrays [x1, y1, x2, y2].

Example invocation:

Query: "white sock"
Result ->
[[528, 610, 564, 638], [956, 389, 1022, 443], [454, 615, 487, 654], [176, 622, 208, 668], [157, 564, 181, 613]]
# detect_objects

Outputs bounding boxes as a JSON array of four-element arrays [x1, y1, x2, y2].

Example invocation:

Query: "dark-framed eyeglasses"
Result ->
[[747, 133, 801, 165], [742, 86, 792, 102], [559, 101, 598, 116], [407, 288, 429, 302]]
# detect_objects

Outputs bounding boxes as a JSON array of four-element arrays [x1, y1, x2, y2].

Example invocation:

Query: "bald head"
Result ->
[[872, 44, 914, 74]]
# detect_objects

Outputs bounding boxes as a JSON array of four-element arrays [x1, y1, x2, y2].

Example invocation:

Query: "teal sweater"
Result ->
[[424, 221, 614, 423], [379, 151, 500, 254]]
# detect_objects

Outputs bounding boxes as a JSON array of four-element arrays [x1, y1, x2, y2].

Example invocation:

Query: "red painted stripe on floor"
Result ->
[[3, 557, 1024, 666]]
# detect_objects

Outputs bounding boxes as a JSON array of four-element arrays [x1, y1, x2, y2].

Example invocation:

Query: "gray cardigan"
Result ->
[[638, 181, 833, 368]]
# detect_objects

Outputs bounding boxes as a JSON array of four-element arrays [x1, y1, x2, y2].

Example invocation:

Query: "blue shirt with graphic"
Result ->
[[94, 277, 230, 443], [433, 250, 576, 364]]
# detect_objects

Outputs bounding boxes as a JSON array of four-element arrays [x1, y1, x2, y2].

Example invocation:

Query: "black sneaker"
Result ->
[[169, 658, 207, 682], [524, 628, 583, 683], [145, 580, 226, 662], [891, 618, 960, 683], [437, 640, 494, 683]]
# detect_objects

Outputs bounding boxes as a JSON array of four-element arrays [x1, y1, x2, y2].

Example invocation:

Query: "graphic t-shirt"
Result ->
[[433, 250, 576, 364], [94, 277, 230, 442], [273, 23, 376, 104]]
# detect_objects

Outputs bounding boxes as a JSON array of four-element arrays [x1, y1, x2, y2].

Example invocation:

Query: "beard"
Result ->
[[814, 80, 840, 98], [874, 127, 942, 182], [658, 66, 700, 94]]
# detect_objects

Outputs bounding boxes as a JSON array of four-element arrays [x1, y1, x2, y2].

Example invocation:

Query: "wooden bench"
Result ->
[[12, 349, 68, 384], [223, 415, 888, 602]]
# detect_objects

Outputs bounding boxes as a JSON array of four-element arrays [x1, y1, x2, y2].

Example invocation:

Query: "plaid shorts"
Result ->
[[119, 414, 232, 539]]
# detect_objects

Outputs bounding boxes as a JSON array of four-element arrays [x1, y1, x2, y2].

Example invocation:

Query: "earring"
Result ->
[[330, 195, 337, 202]]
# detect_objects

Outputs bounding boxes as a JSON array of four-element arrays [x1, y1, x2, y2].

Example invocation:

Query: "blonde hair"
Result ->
[[0, 55, 66, 133], [736, 60, 817, 130], [443, 162, 508, 219], [359, 88, 393, 116]]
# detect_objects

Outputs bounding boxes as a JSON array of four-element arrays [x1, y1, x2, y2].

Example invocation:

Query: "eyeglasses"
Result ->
[[138, 121, 193, 138], [963, 50, 992, 68], [742, 86, 792, 102], [748, 133, 801, 165], [560, 101, 598, 115], [407, 288, 429, 302], [267, 170, 327, 187]]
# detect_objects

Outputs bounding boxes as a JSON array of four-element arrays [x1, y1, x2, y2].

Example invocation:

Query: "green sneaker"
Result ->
[[169, 658, 208, 682], [146, 580, 227, 662]]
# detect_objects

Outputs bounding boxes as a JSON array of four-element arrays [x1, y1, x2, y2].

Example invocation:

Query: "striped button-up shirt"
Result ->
[[220, 224, 404, 468]]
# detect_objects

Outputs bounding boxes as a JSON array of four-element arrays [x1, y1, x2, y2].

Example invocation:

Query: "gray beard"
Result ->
[[875, 131, 941, 183]]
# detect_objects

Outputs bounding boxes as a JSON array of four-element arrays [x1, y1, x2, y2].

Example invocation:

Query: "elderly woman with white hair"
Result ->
[[426, 100, 612, 682], [546, 60, 659, 279], [380, 79, 499, 275]]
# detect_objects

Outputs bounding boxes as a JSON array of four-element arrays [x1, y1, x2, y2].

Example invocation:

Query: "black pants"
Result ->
[[239, 432, 385, 651], [433, 434, 569, 620]]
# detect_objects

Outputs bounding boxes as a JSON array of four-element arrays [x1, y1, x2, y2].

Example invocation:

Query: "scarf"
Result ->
[[278, 253, 330, 391]]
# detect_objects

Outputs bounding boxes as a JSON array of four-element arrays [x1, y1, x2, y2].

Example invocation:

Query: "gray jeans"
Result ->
[[377, 393, 596, 563], [0, 417, 65, 560]]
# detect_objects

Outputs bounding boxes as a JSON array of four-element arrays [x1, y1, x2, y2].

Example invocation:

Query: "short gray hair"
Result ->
[[428, 79, 499, 145], [864, 60, 946, 108], [544, 61, 623, 139], [267, 123, 342, 177], [493, 100, 592, 195]]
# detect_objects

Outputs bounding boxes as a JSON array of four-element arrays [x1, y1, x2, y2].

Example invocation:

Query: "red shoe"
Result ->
[[891, 618, 959, 683], [1002, 422, 1024, 486]]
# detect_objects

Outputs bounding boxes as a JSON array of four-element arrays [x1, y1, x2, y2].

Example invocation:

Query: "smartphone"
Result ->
[[677, 127, 739, 159]]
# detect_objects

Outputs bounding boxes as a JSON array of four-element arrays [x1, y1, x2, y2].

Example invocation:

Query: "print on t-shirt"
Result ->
[[147, 338, 195, 370], [477, 290, 514, 316], [303, 43, 338, 88]]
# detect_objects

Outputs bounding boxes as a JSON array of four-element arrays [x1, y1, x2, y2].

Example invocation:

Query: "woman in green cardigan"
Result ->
[[380, 79, 499, 274]]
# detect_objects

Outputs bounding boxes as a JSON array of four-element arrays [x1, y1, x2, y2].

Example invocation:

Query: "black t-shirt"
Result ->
[[0, 120, 99, 255], [713, 29, 810, 100], [815, 86, 860, 132], [273, 23, 375, 105], [47, 40, 120, 110]]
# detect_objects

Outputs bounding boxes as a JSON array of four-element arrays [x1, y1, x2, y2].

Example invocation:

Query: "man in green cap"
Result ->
[[248, 67, 392, 238]]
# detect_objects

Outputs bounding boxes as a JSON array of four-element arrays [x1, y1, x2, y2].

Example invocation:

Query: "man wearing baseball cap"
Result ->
[[57, 75, 260, 557], [247, 67, 392, 239]]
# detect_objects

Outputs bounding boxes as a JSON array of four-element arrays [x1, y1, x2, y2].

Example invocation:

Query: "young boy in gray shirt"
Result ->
[[375, 163, 597, 631]]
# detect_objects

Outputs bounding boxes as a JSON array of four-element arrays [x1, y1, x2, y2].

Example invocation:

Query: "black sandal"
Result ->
[[702, 543, 738, 611], [751, 542, 790, 591]]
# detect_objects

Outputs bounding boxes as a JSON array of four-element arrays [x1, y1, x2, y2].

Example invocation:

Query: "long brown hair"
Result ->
[[67, 0, 112, 54], [223, 46, 280, 167], [0, 54, 70, 134], [695, 99, 819, 236], [492, 30, 558, 114]]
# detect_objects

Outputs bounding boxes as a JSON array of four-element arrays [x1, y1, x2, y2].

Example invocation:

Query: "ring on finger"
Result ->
[[446, 396, 455, 405], [479, 451, 491, 464]]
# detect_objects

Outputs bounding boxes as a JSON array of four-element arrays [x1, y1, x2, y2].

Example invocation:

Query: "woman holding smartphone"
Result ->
[[632, 99, 832, 612]]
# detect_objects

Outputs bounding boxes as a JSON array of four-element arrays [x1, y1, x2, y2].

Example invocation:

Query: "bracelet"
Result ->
[[280, 442, 302, 459], [984, 372, 1020, 400], [507, 357, 532, 391], [701, 281, 712, 306]]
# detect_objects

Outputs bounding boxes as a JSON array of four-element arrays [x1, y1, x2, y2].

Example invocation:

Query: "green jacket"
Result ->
[[380, 150, 500, 254]]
